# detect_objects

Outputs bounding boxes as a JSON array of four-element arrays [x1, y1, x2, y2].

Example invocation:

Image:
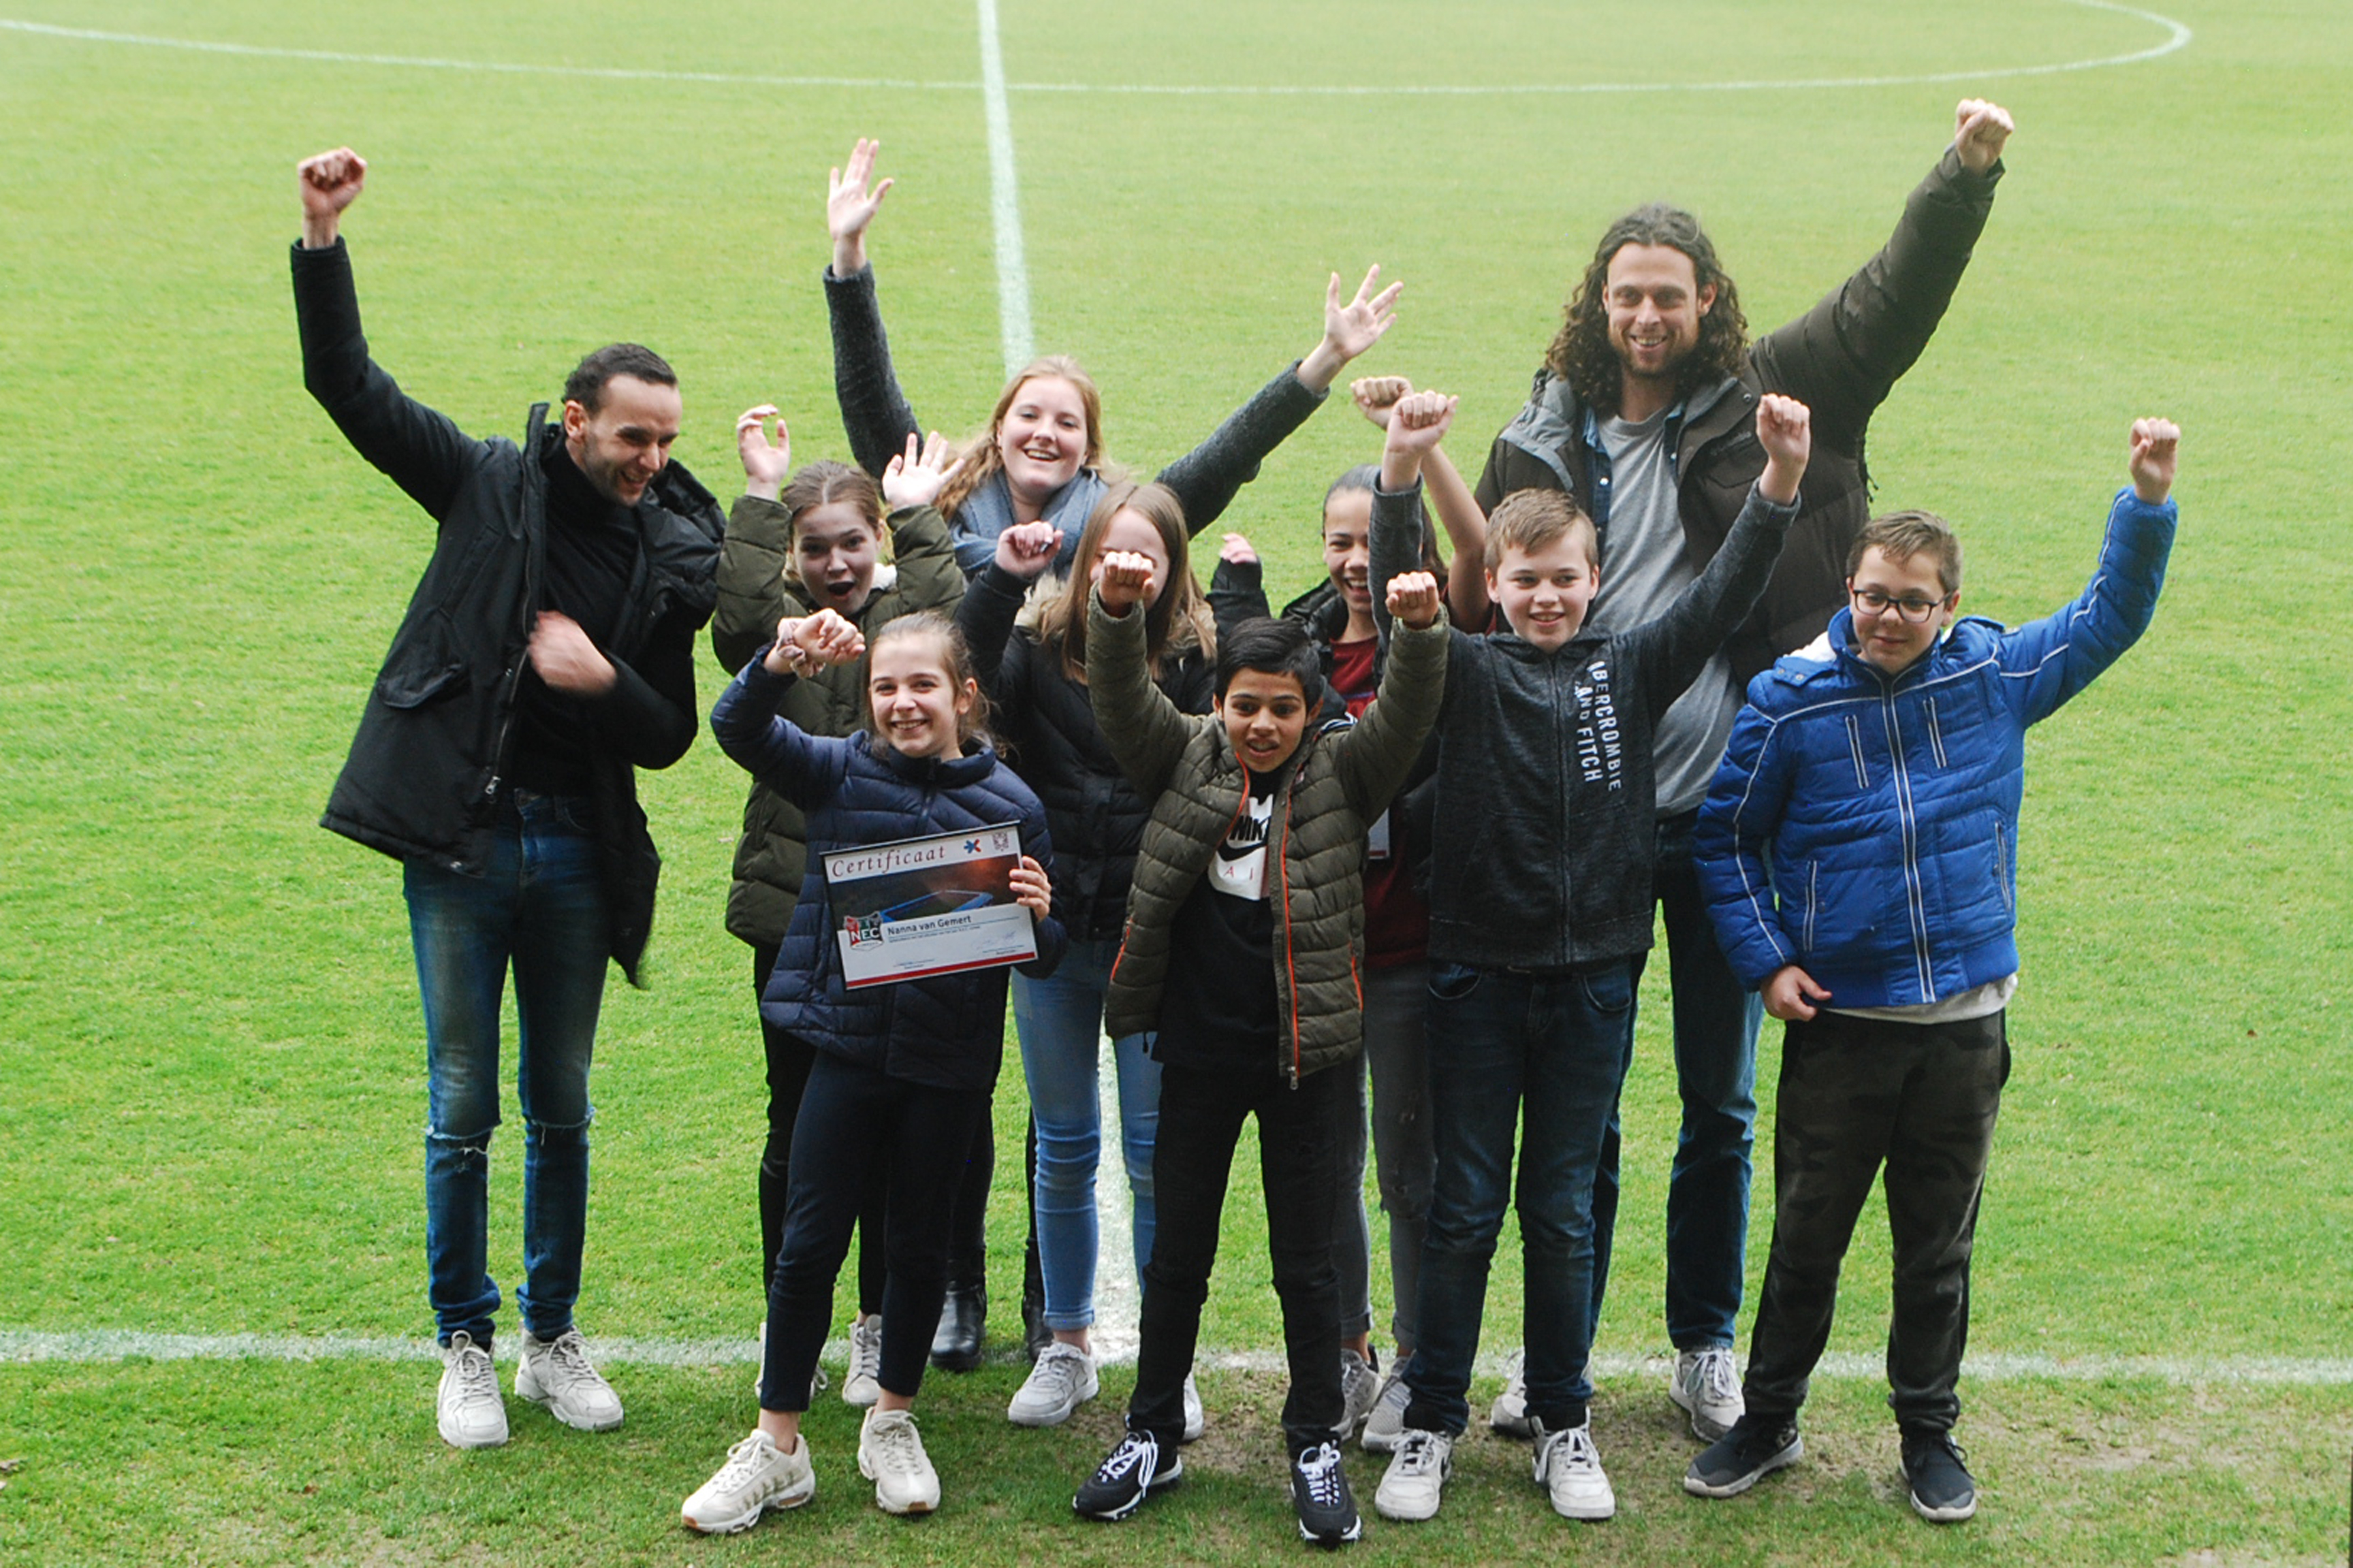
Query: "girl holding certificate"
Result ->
[[687, 605, 1065, 1530]]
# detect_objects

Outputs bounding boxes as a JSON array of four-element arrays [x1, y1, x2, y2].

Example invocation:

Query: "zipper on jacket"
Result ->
[[1843, 714, 1870, 790], [1925, 696, 1950, 769], [1878, 688, 1936, 1000], [1995, 819, 2013, 914], [1803, 861, 1819, 952]]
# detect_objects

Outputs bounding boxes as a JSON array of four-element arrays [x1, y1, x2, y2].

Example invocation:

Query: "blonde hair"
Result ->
[[1031, 481, 1215, 682], [1484, 489, 1599, 571], [936, 357, 1107, 521]]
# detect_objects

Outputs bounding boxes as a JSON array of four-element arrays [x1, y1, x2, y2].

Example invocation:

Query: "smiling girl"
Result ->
[[712, 414, 977, 1405], [687, 607, 1065, 1531]]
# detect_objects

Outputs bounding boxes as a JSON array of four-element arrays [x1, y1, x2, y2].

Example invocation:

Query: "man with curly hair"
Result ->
[[1465, 99, 2014, 1450]]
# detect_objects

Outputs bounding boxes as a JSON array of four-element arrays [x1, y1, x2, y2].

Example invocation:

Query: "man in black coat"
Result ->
[[1467, 101, 2015, 1447], [291, 148, 723, 1450]]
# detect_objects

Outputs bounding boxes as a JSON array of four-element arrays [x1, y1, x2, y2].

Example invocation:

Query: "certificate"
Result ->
[[821, 823, 1039, 989]]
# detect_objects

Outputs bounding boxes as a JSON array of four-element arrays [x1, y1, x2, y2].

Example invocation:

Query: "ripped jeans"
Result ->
[[404, 790, 610, 1349]]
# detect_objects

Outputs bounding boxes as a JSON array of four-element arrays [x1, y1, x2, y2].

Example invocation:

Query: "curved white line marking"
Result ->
[[0, 3, 2192, 99]]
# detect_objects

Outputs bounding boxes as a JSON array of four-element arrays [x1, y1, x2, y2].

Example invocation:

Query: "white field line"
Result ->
[[0, 3, 2190, 101], [1090, 1034, 1140, 1360], [973, 0, 1034, 374], [7, 1328, 2352, 1386]]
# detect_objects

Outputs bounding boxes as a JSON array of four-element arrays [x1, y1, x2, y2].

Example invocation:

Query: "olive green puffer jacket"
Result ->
[[1088, 589, 1448, 1084], [710, 497, 965, 946]]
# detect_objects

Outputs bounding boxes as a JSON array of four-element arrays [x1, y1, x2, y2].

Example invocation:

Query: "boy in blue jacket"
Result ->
[[1684, 418, 2181, 1523]]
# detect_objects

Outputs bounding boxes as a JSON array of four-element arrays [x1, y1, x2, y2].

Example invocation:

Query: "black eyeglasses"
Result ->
[[1849, 586, 1950, 624]]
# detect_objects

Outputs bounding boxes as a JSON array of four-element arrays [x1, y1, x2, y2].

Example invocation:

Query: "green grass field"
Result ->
[[3, 0, 2350, 1562]]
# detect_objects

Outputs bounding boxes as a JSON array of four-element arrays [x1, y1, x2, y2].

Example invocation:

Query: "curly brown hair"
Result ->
[[1545, 204, 1748, 417]]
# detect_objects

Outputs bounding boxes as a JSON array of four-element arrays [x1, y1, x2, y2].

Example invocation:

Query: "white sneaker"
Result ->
[[1489, 1346, 1533, 1439], [1532, 1418, 1615, 1520], [680, 1429, 815, 1533], [1670, 1346, 1744, 1441], [436, 1331, 507, 1449], [1182, 1371, 1206, 1443], [842, 1315, 883, 1407], [516, 1328, 623, 1433], [858, 1407, 941, 1515], [1374, 1428, 1453, 1521], [1359, 1356, 1413, 1453], [1007, 1341, 1098, 1427], [1339, 1348, 1380, 1439]]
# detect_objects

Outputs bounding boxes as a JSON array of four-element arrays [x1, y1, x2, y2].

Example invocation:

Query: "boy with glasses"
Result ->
[[1684, 419, 2181, 1522]]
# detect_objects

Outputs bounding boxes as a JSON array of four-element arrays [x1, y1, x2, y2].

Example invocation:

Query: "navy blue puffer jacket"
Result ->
[[712, 654, 1065, 1091], [1695, 487, 2175, 1008]]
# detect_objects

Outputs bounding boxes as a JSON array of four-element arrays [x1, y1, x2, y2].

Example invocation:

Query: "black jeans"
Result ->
[[753, 945, 993, 1307], [1743, 1008, 2009, 1434], [1128, 1058, 1345, 1454], [757, 1051, 989, 1410]]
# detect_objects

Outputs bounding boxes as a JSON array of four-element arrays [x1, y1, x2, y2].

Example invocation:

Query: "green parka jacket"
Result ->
[[710, 497, 965, 947], [1088, 589, 1449, 1085]]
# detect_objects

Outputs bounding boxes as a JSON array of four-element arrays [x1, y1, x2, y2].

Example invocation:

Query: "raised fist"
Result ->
[[994, 520, 1064, 581], [2128, 416, 2180, 504], [1953, 99, 2015, 174], [1351, 375, 1411, 430], [1096, 550, 1157, 615], [297, 148, 366, 246], [1385, 569, 1442, 631]]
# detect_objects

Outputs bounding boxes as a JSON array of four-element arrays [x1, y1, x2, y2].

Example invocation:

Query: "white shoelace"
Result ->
[[1296, 1441, 1346, 1507], [449, 1343, 498, 1402], [1096, 1433, 1155, 1484], [869, 1414, 927, 1477], [712, 1433, 779, 1491], [537, 1330, 601, 1392], [1028, 1345, 1089, 1400], [1694, 1348, 1741, 1405], [1394, 1430, 1447, 1476], [849, 1320, 883, 1381]]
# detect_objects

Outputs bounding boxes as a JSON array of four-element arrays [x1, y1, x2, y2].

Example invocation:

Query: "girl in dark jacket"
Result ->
[[685, 610, 1064, 1529], [822, 134, 1400, 1422], [712, 411, 975, 1401]]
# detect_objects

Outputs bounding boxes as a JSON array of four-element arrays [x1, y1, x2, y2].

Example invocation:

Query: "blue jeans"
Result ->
[[1331, 961, 1433, 1347], [1404, 960, 1635, 1436], [404, 790, 609, 1348], [1011, 936, 1159, 1330], [1589, 811, 1764, 1351]]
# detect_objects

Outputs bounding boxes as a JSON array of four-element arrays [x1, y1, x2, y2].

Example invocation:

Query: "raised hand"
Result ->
[[882, 430, 965, 511], [1754, 393, 1812, 505], [528, 611, 616, 695], [1299, 265, 1403, 391], [827, 138, 894, 276], [1385, 390, 1458, 457], [2128, 416, 2181, 504], [1219, 532, 1259, 568], [736, 404, 792, 500], [297, 147, 367, 249], [994, 520, 1064, 581], [1009, 854, 1053, 920], [765, 609, 868, 675], [1953, 99, 2015, 173], [1096, 549, 1156, 615], [1764, 964, 1832, 1022], [1385, 570, 1442, 631], [1352, 375, 1410, 430]]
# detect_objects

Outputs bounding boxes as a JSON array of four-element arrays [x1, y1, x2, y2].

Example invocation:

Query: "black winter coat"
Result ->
[[1474, 148, 2002, 682], [955, 564, 1214, 943], [712, 654, 1067, 1092], [293, 240, 723, 983]]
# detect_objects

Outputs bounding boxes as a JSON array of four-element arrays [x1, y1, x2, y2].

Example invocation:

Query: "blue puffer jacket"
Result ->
[[1695, 487, 2175, 1008], [712, 653, 1066, 1091]]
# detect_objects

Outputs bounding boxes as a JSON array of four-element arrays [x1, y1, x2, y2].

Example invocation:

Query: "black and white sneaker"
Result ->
[[1291, 1439, 1362, 1548], [1901, 1428, 1977, 1522], [1074, 1430, 1182, 1521], [1684, 1413, 1803, 1499]]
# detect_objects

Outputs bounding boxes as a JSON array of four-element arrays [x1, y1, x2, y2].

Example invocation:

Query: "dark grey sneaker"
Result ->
[[1901, 1429, 1977, 1522], [1683, 1413, 1803, 1499], [1290, 1439, 1361, 1548], [1074, 1430, 1182, 1522]]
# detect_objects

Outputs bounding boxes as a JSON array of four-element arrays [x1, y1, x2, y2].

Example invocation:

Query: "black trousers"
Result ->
[[753, 944, 993, 1307], [1743, 1008, 2009, 1434], [1128, 1057, 1346, 1454], [758, 1051, 990, 1409]]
